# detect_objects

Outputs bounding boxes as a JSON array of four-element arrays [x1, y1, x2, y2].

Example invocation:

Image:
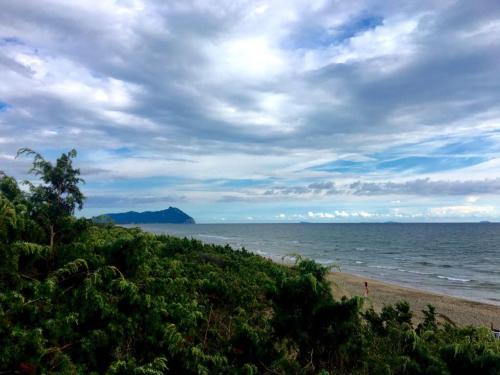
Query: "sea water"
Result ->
[[132, 223, 500, 305]]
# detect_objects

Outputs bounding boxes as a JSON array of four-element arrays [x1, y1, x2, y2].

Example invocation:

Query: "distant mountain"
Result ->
[[94, 207, 195, 224]]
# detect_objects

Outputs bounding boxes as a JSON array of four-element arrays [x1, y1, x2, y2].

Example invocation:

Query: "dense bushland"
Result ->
[[1, 151, 499, 374]]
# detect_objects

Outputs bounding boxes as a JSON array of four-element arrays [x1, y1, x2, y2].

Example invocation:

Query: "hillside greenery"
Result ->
[[93, 207, 196, 225], [1, 150, 499, 374]]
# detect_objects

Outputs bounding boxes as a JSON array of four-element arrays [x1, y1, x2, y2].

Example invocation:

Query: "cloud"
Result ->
[[257, 178, 500, 199], [465, 195, 479, 203], [1, 1, 500, 219], [218, 195, 257, 203], [307, 210, 373, 219], [264, 181, 340, 196], [428, 205, 496, 217], [2, 1, 499, 154], [349, 178, 500, 196]]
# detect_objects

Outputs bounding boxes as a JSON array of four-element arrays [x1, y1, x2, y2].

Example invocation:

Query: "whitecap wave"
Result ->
[[437, 275, 470, 282], [370, 265, 398, 270], [197, 234, 233, 241], [316, 258, 335, 265], [398, 268, 433, 275]]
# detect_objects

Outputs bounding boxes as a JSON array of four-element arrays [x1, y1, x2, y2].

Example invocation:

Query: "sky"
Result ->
[[1, 0, 500, 222]]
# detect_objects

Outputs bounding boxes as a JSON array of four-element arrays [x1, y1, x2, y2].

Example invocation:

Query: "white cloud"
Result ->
[[308, 211, 335, 219], [307, 210, 374, 219], [465, 195, 479, 203], [40, 129, 58, 137], [1, 0, 500, 219], [0, 153, 15, 160], [254, 4, 269, 15], [209, 36, 287, 81], [337, 18, 419, 62], [429, 205, 496, 217]]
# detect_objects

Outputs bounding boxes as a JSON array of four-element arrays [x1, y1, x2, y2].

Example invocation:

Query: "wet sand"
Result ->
[[328, 271, 500, 328]]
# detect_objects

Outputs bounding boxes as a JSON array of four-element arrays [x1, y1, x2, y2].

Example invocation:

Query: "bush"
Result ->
[[1, 169, 499, 374]]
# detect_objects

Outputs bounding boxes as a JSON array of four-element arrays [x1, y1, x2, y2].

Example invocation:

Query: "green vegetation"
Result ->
[[1, 150, 499, 374], [93, 207, 196, 225]]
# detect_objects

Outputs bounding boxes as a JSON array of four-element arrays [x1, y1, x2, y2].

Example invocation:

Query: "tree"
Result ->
[[0, 173, 23, 202], [16, 148, 85, 248], [0, 194, 17, 243]]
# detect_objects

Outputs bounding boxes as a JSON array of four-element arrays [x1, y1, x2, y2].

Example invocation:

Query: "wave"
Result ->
[[398, 268, 433, 275], [370, 265, 398, 270], [355, 261, 365, 264], [437, 275, 471, 282], [197, 234, 233, 241]]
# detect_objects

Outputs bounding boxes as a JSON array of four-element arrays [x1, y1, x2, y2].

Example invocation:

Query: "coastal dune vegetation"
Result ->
[[1, 150, 499, 374]]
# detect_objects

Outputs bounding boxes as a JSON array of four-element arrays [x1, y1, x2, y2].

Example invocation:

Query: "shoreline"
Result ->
[[328, 271, 500, 328], [135, 226, 500, 321], [136, 227, 500, 327], [266, 256, 500, 327]]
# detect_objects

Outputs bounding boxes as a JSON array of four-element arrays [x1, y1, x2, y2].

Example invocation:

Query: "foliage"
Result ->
[[1, 151, 499, 374], [16, 148, 85, 248]]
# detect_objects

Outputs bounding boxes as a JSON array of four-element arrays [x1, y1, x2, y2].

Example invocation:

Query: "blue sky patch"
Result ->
[[377, 156, 486, 173], [313, 159, 376, 174], [313, 155, 487, 174], [213, 178, 278, 188], [334, 16, 383, 42], [435, 137, 495, 155], [112, 147, 134, 156], [0, 102, 9, 112], [286, 15, 383, 49]]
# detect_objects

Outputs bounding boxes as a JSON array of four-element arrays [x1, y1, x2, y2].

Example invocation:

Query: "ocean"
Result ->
[[131, 223, 500, 305]]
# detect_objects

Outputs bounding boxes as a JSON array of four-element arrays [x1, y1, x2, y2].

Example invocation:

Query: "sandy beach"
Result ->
[[329, 271, 500, 328]]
